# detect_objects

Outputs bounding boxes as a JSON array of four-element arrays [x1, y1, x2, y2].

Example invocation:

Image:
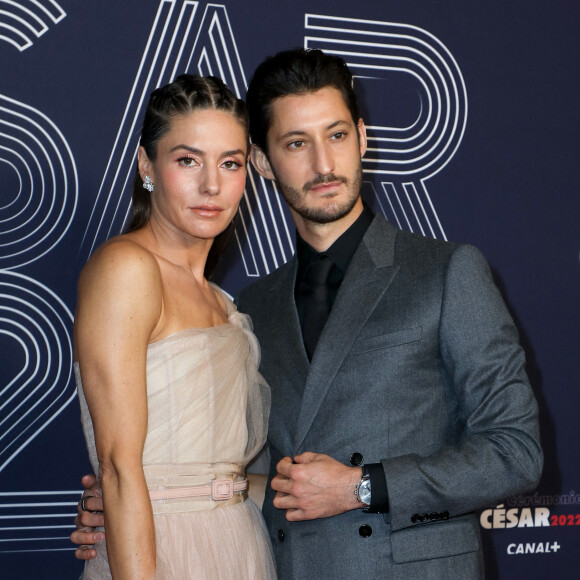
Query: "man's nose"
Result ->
[[311, 142, 334, 175]]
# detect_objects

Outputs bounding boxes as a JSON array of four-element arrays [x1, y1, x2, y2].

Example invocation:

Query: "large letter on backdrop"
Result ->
[[0, 92, 79, 550], [0, 0, 66, 52], [306, 14, 467, 239]]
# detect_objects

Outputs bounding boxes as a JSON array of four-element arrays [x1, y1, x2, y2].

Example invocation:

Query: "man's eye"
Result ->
[[288, 140, 305, 150], [331, 131, 346, 140]]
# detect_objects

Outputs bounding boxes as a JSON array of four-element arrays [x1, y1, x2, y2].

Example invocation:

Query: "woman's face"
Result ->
[[140, 108, 248, 243]]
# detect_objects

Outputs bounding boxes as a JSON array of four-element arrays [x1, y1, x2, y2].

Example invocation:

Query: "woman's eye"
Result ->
[[222, 160, 242, 170], [178, 156, 197, 167]]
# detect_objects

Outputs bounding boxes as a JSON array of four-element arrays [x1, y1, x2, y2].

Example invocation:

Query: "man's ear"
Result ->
[[250, 144, 275, 181], [357, 118, 368, 159], [137, 146, 153, 181]]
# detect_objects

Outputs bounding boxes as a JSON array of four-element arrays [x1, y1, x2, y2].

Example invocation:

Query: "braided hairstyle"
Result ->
[[126, 74, 248, 277]]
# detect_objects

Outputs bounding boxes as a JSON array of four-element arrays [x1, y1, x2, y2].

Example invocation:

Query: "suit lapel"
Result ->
[[266, 256, 308, 368], [264, 257, 310, 452], [293, 216, 400, 451]]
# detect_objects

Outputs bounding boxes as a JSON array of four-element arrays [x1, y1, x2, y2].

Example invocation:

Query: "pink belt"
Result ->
[[149, 478, 248, 502]]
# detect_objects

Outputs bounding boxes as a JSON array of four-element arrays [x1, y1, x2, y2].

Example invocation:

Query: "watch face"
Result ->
[[359, 479, 371, 505]]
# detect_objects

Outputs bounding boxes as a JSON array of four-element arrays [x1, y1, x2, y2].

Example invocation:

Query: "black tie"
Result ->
[[302, 255, 333, 360]]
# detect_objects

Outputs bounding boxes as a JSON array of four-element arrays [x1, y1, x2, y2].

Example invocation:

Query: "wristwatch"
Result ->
[[354, 470, 372, 507]]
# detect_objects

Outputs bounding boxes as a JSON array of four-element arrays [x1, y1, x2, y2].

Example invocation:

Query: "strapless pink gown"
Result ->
[[76, 289, 276, 579]]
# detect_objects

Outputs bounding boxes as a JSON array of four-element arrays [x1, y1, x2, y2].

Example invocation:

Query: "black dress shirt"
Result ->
[[294, 204, 374, 330], [294, 204, 389, 513]]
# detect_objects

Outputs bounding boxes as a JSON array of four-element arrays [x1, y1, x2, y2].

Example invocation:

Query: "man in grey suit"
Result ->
[[72, 49, 542, 578], [238, 48, 542, 578]]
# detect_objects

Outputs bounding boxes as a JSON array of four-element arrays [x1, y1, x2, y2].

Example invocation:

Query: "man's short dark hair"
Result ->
[[246, 48, 360, 154]]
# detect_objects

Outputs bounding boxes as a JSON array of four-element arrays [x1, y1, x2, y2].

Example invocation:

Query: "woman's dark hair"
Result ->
[[246, 48, 359, 154], [125, 74, 248, 278]]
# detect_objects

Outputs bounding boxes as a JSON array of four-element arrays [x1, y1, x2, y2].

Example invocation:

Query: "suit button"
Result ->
[[350, 452, 363, 466], [277, 529, 285, 542], [441, 511, 450, 520], [411, 514, 419, 523], [359, 524, 372, 538], [430, 512, 439, 521]]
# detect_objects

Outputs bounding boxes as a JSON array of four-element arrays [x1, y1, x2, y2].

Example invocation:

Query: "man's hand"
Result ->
[[71, 474, 105, 560], [271, 452, 362, 521]]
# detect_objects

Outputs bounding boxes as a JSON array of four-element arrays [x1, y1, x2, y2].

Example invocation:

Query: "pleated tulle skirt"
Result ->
[[155, 499, 276, 579], [80, 499, 277, 580]]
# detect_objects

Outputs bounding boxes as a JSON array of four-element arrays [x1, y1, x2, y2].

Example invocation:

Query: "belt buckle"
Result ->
[[211, 478, 234, 501]]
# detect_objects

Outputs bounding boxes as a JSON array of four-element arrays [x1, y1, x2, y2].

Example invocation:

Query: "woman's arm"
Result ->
[[75, 239, 162, 579]]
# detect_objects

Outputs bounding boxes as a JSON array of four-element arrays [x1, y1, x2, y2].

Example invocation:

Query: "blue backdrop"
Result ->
[[0, 1, 578, 578]]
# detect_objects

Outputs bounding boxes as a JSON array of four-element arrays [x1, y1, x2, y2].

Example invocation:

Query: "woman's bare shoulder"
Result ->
[[78, 235, 162, 298], [83, 235, 158, 275]]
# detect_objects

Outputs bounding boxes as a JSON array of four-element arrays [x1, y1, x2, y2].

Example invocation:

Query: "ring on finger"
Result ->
[[80, 496, 102, 514]]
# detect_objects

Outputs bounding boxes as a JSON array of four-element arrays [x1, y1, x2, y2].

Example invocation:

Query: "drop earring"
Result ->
[[143, 175, 154, 192]]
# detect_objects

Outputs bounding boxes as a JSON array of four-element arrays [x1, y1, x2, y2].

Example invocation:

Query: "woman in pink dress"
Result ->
[[74, 74, 276, 579]]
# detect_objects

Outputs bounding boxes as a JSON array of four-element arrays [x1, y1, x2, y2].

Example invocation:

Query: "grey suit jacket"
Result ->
[[237, 215, 542, 579]]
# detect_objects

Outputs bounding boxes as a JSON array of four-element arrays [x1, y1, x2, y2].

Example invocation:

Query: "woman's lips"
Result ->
[[190, 205, 224, 217]]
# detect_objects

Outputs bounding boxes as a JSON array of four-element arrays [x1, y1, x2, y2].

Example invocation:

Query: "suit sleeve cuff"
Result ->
[[363, 463, 389, 513]]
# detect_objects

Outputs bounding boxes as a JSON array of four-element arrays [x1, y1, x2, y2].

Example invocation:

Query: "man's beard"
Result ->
[[273, 162, 363, 225]]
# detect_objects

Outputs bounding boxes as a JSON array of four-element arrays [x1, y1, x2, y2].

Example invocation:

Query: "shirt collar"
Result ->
[[296, 204, 375, 275]]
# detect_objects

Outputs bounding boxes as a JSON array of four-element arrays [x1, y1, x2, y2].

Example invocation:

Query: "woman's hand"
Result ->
[[71, 474, 105, 560]]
